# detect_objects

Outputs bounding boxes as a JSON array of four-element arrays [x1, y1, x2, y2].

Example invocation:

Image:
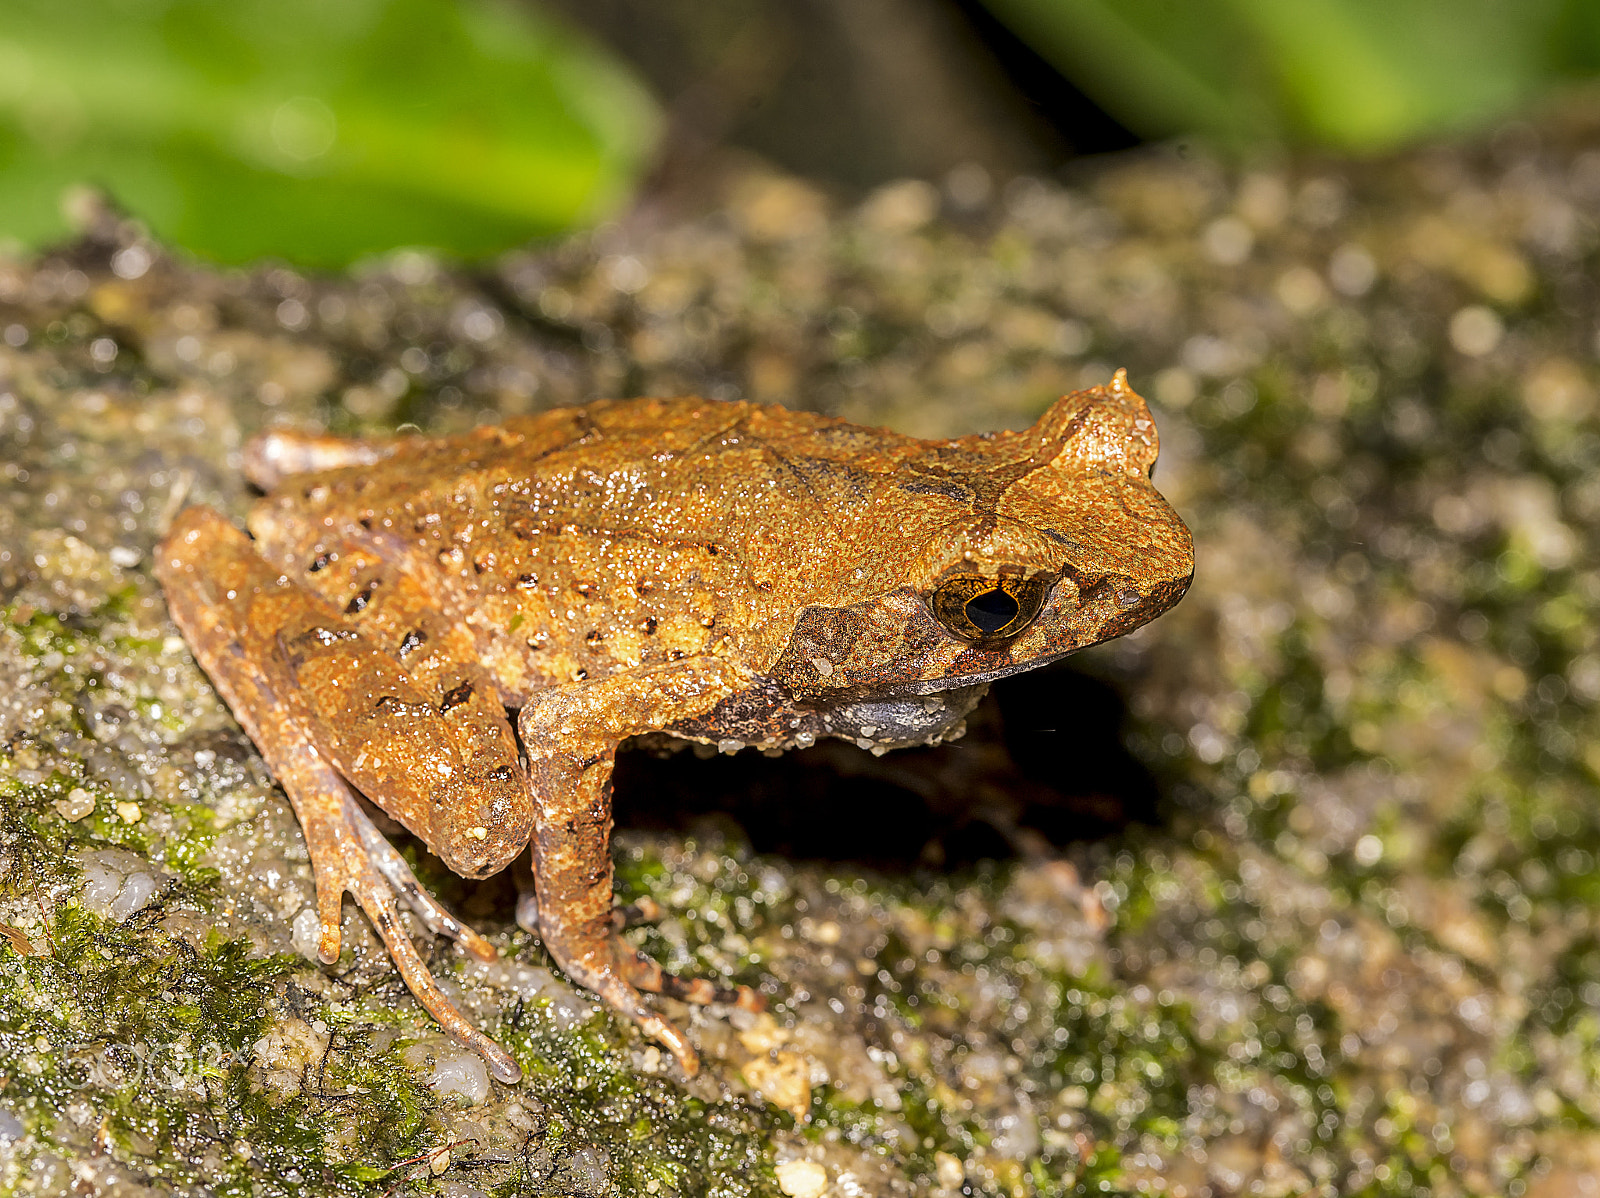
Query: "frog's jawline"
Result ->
[[662, 654, 1068, 753], [659, 679, 989, 753]]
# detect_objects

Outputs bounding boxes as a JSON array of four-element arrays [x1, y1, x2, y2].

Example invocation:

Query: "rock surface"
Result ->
[[4, 112, 1600, 1194]]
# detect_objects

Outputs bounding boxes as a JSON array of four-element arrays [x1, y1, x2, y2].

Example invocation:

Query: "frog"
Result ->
[[154, 369, 1193, 1086]]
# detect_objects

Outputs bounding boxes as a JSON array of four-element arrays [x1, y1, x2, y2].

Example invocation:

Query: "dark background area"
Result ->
[[541, 0, 1142, 193], [612, 666, 1162, 869]]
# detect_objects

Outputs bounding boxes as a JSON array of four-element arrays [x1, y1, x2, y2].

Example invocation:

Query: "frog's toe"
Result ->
[[616, 896, 664, 929], [620, 950, 766, 1013], [536, 929, 703, 1076], [356, 884, 523, 1085], [349, 800, 497, 961], [584, 966, 703, 1078], [334, 797, 522, 1083]]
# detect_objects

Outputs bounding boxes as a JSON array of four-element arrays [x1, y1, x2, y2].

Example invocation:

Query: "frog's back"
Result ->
[[244, 398, 925, 691], [255, 398, 885, 513]]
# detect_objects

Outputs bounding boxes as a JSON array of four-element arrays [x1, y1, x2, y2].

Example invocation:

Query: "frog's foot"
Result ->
[[537, 920, 765, 1076], [540, 933, 706, 1075], [330, 796, 523, 1085], [514, 866, 757, 1021]]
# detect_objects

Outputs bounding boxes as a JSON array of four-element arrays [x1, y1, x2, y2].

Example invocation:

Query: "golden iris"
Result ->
[[928, 574, 1049, 643]]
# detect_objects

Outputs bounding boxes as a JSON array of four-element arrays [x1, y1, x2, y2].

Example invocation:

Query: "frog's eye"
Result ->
[[928, 575, 1049, 643]]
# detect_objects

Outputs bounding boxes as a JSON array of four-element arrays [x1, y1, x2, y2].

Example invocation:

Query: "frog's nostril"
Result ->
[[964, 589, 1019, 634]]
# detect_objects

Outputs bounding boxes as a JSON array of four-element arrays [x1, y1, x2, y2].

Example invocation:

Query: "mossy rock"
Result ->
[[5, 113, 1600, 1193]]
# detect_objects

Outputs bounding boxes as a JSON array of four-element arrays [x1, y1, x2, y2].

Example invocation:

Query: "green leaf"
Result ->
[[0, 0, 660, 265], [979, 0, 1563, 152]]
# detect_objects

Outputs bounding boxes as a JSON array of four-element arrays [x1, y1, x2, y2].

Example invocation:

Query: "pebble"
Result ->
[[775, 1159, 828, 1198], [79, 850, 159, 922], [402, 1041, 492, 1105], [53, 787, 95, 821]]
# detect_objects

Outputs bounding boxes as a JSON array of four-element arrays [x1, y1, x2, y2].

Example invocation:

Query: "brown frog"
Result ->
[[155, 370, 1193, 1085]]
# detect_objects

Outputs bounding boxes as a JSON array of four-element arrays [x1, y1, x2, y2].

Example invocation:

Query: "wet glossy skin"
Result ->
[[155, 370, 1193, 1084]]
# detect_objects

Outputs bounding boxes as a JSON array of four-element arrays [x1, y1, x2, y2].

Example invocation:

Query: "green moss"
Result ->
[[0, 904, 309, 1190], [493, 1005, 784, 1197]]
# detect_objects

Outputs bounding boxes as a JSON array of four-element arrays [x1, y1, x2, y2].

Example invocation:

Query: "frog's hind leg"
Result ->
[[156, 506, 522, 1084]]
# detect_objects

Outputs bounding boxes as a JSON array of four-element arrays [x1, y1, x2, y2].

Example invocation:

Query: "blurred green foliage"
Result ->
[[0, 0, 658, 266], [982, 0, 1596, 151]]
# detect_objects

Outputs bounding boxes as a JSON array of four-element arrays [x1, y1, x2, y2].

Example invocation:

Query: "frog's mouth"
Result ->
[[660, 678, 990, 753]]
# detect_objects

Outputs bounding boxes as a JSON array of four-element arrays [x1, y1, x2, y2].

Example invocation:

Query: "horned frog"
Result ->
[[156, 370, 1193, 1084]]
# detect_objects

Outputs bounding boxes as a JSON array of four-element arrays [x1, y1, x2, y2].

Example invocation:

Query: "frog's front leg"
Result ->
[[157, 508, 525, 1083], [519, 663, 764, 1076]]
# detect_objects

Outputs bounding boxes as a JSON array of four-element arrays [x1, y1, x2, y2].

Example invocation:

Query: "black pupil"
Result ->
[[964, 588, 1020, 634]]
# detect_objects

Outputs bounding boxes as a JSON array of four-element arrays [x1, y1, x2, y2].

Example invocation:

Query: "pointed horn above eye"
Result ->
[[1032, 368, 1161, 477]]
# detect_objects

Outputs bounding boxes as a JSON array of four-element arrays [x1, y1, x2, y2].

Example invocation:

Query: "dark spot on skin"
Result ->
[[575, 669, 588, 680], [516, 573, 538, 588], [585, 630, 601, 644], [473, 553, 494, 575], [642, 616, 657, 635], [358, 516, 372, 530], [308, 552, 332, 573], [669, 649, 685, 660], [486, 765, 515, 782], [755, 580, 774, 592], [898, 477, 971, 502], [707, 544, 719, 556], [397, 628, 427, 656], [344, 579, 378, 614], [440, 682, 474, 713], [574, 582, 596, 598], [375, 694, 432, 717], [635, 580, 654, 595]]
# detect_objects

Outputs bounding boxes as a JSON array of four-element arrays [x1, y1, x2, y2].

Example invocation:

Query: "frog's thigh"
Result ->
[[249, 523, 532, 873], [517, 660, 753, 1073], [275, 606, 532, 879], [156, 507, 522, 1083]]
